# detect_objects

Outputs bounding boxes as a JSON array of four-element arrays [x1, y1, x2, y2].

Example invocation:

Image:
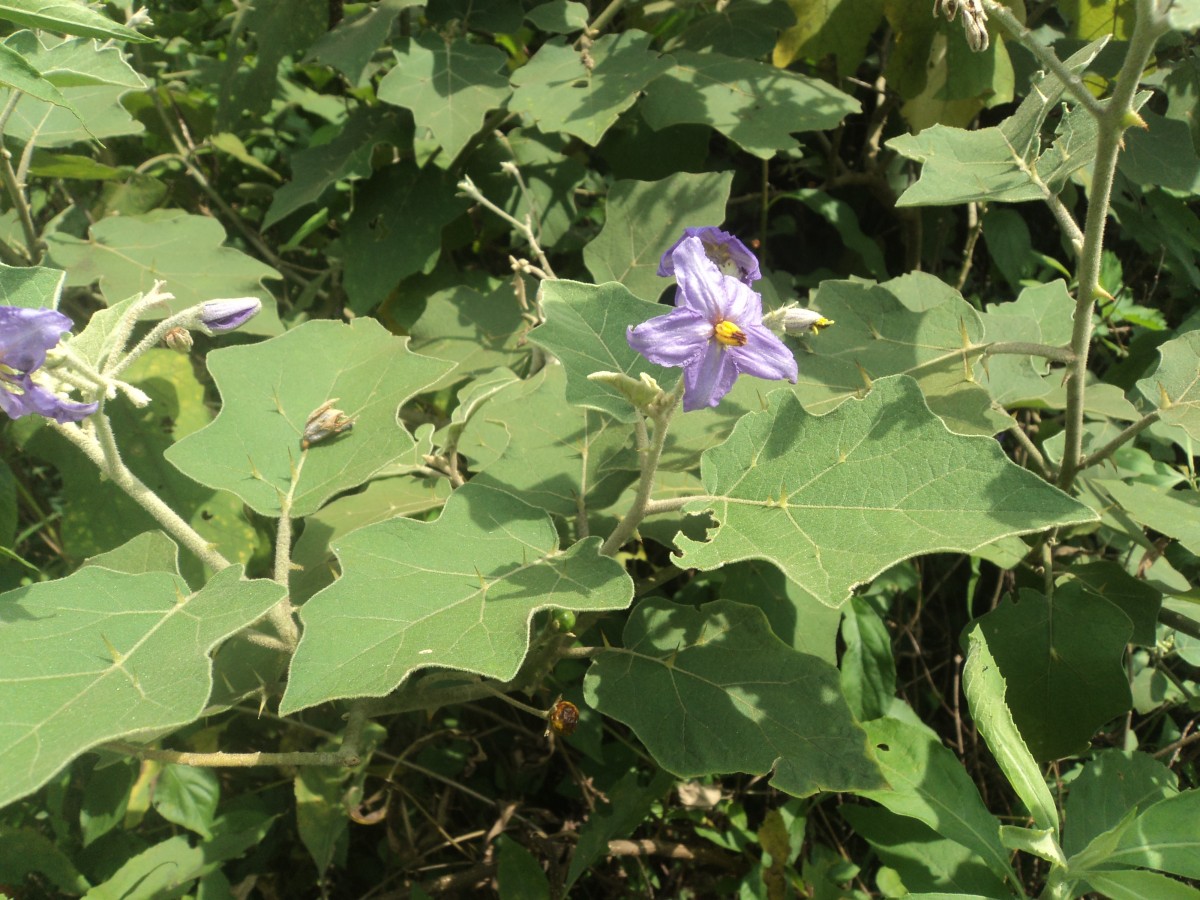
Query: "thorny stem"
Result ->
[[600, 380, 685, 556], [1078, 410, 1161, 471], [49, 418, 230, 572], [268, 454, 305, 650], [1057, 0, 1170, 491], [982, 1, 1105, 119], [1005, 419, 1051, 480], [0, 148, 40, 262]]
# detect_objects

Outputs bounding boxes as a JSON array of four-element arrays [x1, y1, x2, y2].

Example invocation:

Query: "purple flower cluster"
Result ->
[[627, 227, 796, 411], [0, 306, 97, 423]]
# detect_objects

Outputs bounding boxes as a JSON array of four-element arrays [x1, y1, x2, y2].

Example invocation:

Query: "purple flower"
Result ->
[[0, 306, 97, 423], [658, 226, 761, 285], [199, 297, 261, 333], [628, 236, 797, 412]]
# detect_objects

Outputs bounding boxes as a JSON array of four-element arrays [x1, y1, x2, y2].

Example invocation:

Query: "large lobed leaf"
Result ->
[[675, 376, 1097, 606], [281, 483, 633, 714], [0, 560, 284, 809], [166, 319, 453, 518], [584, 597, 886, 797]]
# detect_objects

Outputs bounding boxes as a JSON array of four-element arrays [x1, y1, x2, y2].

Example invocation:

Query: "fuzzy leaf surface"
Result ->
[[281, 483, 633, 714], [584, 597, 886, 797], [0, 564, 283, 809], [166, 319, 453, 518], [675, 376, 1097, 606]]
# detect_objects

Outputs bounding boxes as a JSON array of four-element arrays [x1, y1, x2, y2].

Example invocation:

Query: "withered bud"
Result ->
[[301, 399, 355, 450], [163, 327, 193, 353]]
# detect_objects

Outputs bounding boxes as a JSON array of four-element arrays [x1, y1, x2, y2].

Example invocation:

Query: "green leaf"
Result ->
[[460, 365, 639, 519], [1085, 869, 1200, 900], [264, 109, 407, 229], [83, 805, 277, 899], [496, 835, 551, 900], [855, 716, 1017, 886], [584, 597, 886, 797], [303, 0, 421, 85], [582, 172, 734, 301], [531, 279, 676, 422], [773, 0, 884, 76], [407, 279, 529, 389], [640, 51, 859, 159], [526, 0, 588, 33], [25, 351, 259, 585], [152, 766, 220, 841], [1063, 749, 1177, 858], [289, 474, 453, 605], [1062, 561, 1162, 647], [564, 769, 675, 890], [973, 584, 1133, 760], [0, 565, 284, 809], [166, 318, 452, 518], [1095, 478, 1200, 556], [1108, 789, 1200, 879], [1136, 330, 1200, 440], [80, 759, 136, 847], [81, 531, 181, 576], [281, 483, 633, 715], [509, 31, 673, 145], [839, 806, 1011, 898], [45, 211, 283, 334], [0, 0, 152, 42], [962, 626, 1059, 832], [795, 273, 1011, 436], [716, 560, 842, 663], [1121, 112, 1200, 192], [295, 767, 349, 876], [0, 825, 91, 893], [674, 376, 1095, 606], [2, 82, 141, 147], [4, 30, 144, 88], [840, 597, 896, 722], [0, 259, 66, 308], [1166, 0, 1200, 30], [0, 39, 78, 115], [378, 35, 510, 164], [978, 280, 1075, 406], [888, 39, 1109, 206], [339, 163, 466, 314]]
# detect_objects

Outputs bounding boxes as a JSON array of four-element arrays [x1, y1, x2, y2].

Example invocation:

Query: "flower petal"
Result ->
[[659, 227, 761, 284], [0, 374, 97, 423], [0, 306, 72, 373], [721, 277, 764, 326], [672, 236, 730, 320], [728, 325, 798, 383], [199, 297, 261, 333], [683, 343, 739, 411], [627, 309, 712, 368]]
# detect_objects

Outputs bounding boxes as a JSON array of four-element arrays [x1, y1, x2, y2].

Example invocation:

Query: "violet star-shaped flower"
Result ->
[[628, 235, 797, 412], [0, 306, 97, 423], [657, 226, 761, 285]]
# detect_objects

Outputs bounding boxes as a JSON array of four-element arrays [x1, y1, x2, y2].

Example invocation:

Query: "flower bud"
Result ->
[[763, 304, 835, 336], [301, 399, 355, 449], [163, 327, 193, 353], [587, 370, 663, 409], [198, 297, 261, 334]]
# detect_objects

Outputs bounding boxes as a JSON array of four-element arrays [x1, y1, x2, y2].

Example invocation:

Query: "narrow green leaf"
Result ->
[[963, 625, 1058, 834], [839, 597, 896, 722], [0, 825, 91, 893], [1086, 869, 1200, 900], [856, 716, 1017, 887], [1107, 789, 1200, 879], [584, 597, 887, 797], [0, 40, 78, 113], [152, 766, 220, 840]]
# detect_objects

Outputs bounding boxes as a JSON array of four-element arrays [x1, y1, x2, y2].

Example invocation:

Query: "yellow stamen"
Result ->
[[713, 320, 747, 347], [810, 316, 835, 335]]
